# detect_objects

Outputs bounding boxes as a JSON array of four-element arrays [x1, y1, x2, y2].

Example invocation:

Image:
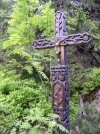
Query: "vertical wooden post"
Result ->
[[51, 11, 70, 134]]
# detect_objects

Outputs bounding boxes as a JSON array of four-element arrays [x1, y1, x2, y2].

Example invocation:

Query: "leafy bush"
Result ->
[[3, 0, 54, 76], [1, 77, 51, 117], [0, 93, 15, 134], [69, 68, 100, 121], [0, 77, 69, 134], [83, 68, 100, 93], [0, 75, 54, 133], [71, 103, 100, 134], [0, 99, 69, 134]]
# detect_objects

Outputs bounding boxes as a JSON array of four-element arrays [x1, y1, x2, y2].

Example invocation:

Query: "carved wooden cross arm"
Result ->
[[32, 32, 92, 49]]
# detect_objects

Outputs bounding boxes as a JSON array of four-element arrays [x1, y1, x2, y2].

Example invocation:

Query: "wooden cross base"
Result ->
[[51, 65, 69, 133]]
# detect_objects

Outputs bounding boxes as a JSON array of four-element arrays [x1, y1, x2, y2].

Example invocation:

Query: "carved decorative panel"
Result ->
[[32, 39, 55, 49], [61, 32, 92, 46], [32, 33, 92, 49], [54, 11, 66, 36], [51, 65, 70, 133]]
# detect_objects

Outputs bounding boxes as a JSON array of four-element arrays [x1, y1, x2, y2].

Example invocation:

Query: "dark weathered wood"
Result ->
[[32, 33, 92, 49], [32, 10, 92, 134], [33, 33, 91, 49]]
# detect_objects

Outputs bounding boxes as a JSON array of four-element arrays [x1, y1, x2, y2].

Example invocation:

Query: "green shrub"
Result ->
[[71, 103, 100, 134], [83, 68, 100, 94], [2, 78, 51, 118], [69, 68, 100, 121], [0, 83, 69, 134], [0, 93, 15, 134]]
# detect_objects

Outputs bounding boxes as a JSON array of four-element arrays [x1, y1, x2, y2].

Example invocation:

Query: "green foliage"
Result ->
[[0, 2, 56, 133], [0, 67, 69, 133], [2, 0, 54, 77], [0, 93, 15, 134], [0, 75, 50, 116], [67, 1, 100, 48], [5, 1, 41, 48], [0, 0, 11, 46], [67, 8, 87, 33], [71, 103, 100, 134], [0, 76, 20, 95], [83, 68, 100, 93], [10, 108, 58, 134], [0, 72, 52, 133], [69, 67, 100, 95], [69, 67, 100, 120], [0, 94, 53, 134], [0, 0, 100, 133], [0, 76, 69, 134], [70, 95, 80, 121]]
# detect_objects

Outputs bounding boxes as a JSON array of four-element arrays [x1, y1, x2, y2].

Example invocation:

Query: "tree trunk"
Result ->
[[75, 125, 81, 134], [79, 94, 87, 117], [96, 89, 100, 110]]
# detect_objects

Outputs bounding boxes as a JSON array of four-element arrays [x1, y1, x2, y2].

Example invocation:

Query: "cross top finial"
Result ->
[[54, 11, 66, 36]]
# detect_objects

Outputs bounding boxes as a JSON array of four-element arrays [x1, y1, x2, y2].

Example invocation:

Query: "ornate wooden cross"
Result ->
[[32, 11, 92, 134]]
